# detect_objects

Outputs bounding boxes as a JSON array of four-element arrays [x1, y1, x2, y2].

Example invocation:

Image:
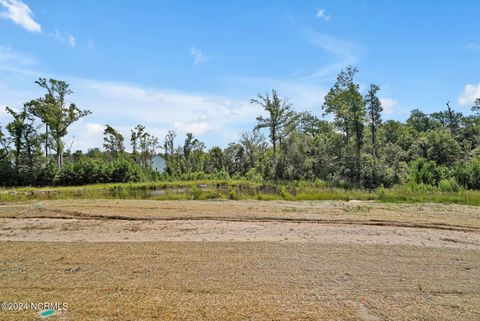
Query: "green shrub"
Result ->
[[454, 158, 480, 189], [0, 159, 16, 186], [58, 158, 148, 185], [245, 168, 263, 182], [35, 161, 59, 186], [111, 158, 146, 182], [438, 179, 454, 192], [228, 189, 239, 200], [214, 170, 230, 180], [410, 158, 443, 186], [200, 190, 222, 200], [191, 186, 201, 199]]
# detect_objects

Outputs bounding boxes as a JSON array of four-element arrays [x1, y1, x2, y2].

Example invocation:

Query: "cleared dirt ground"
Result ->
[[0, 200, 479, 320]]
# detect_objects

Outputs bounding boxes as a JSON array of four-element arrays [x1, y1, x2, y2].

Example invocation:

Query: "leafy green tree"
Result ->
[[410, 158, 442, 186], [365, 84, 383, 185], [5, 105, 42, 177], [239, 129, 265, 171], [224, 142, 245, 177], [278, 130, 314, 180], [455, 158, 480, 189], [163, 130, 177, 176], [471, 98, 480, 116], [458, 115, 480, 151], [5, 106, 27, 172], [309, 131, 341, 180], [0, 124, 9, 160], [131, 125, 159, 168], [424, 130, 461, 166], [382, 142, 408, 186], [27, 78, 91, 169], [297, 112, 329, 137], [103, 125, 125, 159], [323, 66, 365, 183], [251, 89, 299, 178], [407, 109, 437, 132], [430, 102, 463, 135], [86, 147, 105, 160], [324, 67, 356, 141], [380, 120, 416, 158], [205, 146, 225, 173], [182, 133, 205, 173]]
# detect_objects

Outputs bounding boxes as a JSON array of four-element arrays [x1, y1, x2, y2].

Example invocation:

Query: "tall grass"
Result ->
[[1, 179, 480, 205]]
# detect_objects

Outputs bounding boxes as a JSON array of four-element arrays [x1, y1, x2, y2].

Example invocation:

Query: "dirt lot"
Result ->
[[0, 200, 479, 320]]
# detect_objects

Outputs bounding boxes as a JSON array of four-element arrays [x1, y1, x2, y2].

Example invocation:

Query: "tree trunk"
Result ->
[[55, 137, 63, 169], [354, 119, 362, 184], [271, 128, 277, 179], [45, 124, 49, 159], [371, 119, 377, 186], [14, 137, 20, 173], [25, 133, 33, 170]]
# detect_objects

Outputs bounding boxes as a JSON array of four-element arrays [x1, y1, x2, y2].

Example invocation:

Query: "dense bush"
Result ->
[[438, 178, 460, 192], [0, 159, 16, 186], [59, 158, 148, 185], [454, 158, 480, 189], [410, 158, 443, 186]]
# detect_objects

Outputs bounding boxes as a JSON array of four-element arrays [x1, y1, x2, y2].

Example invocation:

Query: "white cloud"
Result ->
[[58, 79, 261, 149], [304, 30, 359, 63], [316, 8, 330, 21], [0, 0, 40, 32], [299, 28, 365, 81], [190, 47, 207, 65], [0, 62, 41, 125], [458, 83, 480, 106], [174, 121, 215, 135], [0, 103, 6, 118], [75, 79, 258, 124], [52, 29, 76, 48], [466, 43, 480, 51], [64, 121, 105, 151], [225, 27, 364, 114], [0, 48, 260, 150], [0, 45, 35, 65], [85, 122, 104, 136], [0, 46, 40, 77], [380, 98, 398, 114]]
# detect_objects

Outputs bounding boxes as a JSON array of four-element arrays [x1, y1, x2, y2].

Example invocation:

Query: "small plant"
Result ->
[[228, 189, 239, 200], [417, 282, 423, 293], [279, 186, 292, 200], [191, 186, 201, 200], [377, 184, 386, 199]]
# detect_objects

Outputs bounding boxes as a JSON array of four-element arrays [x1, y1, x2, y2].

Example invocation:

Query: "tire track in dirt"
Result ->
[[1, 217, 479, 249], [5, 206, 480, 233]]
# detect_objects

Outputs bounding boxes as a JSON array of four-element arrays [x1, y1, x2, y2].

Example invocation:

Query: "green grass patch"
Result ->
[[1, 179, 480, 206]]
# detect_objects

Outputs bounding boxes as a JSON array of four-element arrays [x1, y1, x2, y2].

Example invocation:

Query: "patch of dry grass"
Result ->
[[2, 199, 480, 232], [0, 242, 479, 320]]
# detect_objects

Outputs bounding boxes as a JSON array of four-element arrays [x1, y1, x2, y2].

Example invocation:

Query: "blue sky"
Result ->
[[0, 0, 479, 150]]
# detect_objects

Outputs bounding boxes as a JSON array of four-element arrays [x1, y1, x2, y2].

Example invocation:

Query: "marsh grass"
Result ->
[[1, 179, 480, 205]]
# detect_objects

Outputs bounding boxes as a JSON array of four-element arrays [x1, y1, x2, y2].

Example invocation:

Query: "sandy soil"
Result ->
[[1, 217, 479, 250], [2, 199, 480, 229], [0, 199, 479, 320]]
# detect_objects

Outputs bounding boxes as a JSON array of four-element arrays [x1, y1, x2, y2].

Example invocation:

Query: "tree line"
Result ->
[[1, 66, 480, 190]]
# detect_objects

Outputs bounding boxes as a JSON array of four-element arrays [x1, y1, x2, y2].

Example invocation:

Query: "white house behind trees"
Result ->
[[151, 155, 166, 172]]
